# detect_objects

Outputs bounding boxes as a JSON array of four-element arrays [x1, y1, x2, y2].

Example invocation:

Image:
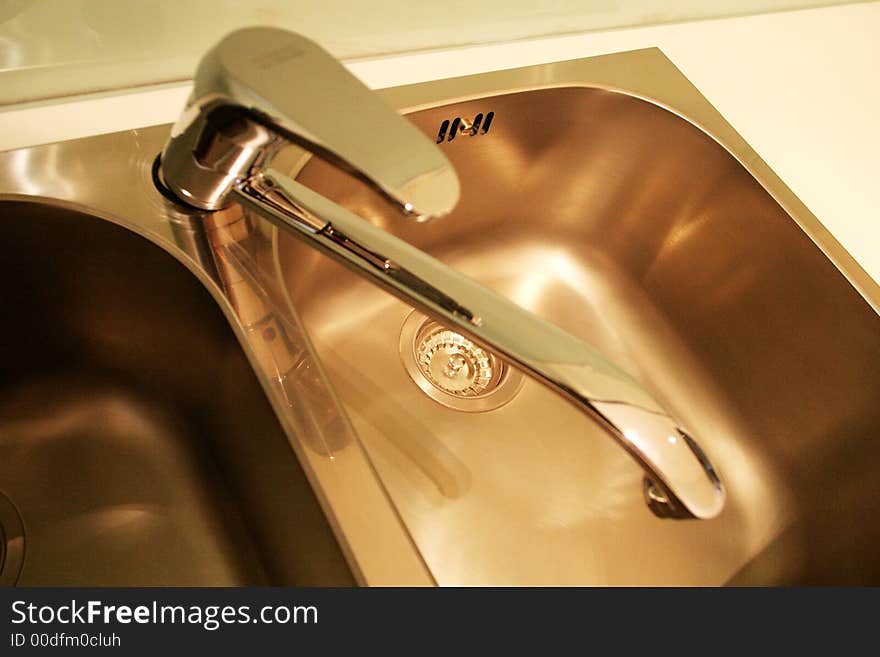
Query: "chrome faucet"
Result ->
[[160, 27, 725, 520]]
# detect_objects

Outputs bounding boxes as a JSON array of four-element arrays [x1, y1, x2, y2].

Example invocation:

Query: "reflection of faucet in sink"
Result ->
[[158, 27, 724, 520]]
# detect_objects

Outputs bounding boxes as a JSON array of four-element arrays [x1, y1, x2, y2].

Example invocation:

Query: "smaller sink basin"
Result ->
[[0, 201, 354, 586]]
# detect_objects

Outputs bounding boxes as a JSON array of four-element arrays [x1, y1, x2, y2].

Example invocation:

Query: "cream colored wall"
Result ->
[[0, 0, 865, 105]]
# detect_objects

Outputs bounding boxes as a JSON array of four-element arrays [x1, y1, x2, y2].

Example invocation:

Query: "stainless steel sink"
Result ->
[[1, 47, 878, 585], [0, 201, 354, 585]]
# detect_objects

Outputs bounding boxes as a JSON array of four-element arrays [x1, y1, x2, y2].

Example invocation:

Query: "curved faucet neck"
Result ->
[[159, 27, 725, 521]]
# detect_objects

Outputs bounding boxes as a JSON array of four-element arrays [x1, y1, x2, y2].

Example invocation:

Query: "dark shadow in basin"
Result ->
[[0, 201, 354, 586]]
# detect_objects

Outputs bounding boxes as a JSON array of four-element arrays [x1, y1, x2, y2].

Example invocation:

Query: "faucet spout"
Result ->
[[160, 27, 725, 520]]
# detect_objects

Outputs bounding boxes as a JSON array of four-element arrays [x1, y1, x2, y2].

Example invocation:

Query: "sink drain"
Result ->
[[0, 491, 24, 586], [400, 311, 523, 412]]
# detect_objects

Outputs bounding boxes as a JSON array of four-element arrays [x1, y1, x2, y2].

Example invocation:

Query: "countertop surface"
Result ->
[[1, 2, 877, 285]]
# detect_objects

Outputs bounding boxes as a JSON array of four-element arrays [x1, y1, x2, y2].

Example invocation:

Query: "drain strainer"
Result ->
[[400, 311, 523, 412], [0, 491, 24, 586], [416, 328, 495, 397]]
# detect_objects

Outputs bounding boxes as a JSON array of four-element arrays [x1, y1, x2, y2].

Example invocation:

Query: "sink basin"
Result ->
[[280, 85, 880, 585], [0, 201, 354, 585]]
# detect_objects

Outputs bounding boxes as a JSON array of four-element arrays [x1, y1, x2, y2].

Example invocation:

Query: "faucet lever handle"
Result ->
[[161, 27, 459, 219]]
